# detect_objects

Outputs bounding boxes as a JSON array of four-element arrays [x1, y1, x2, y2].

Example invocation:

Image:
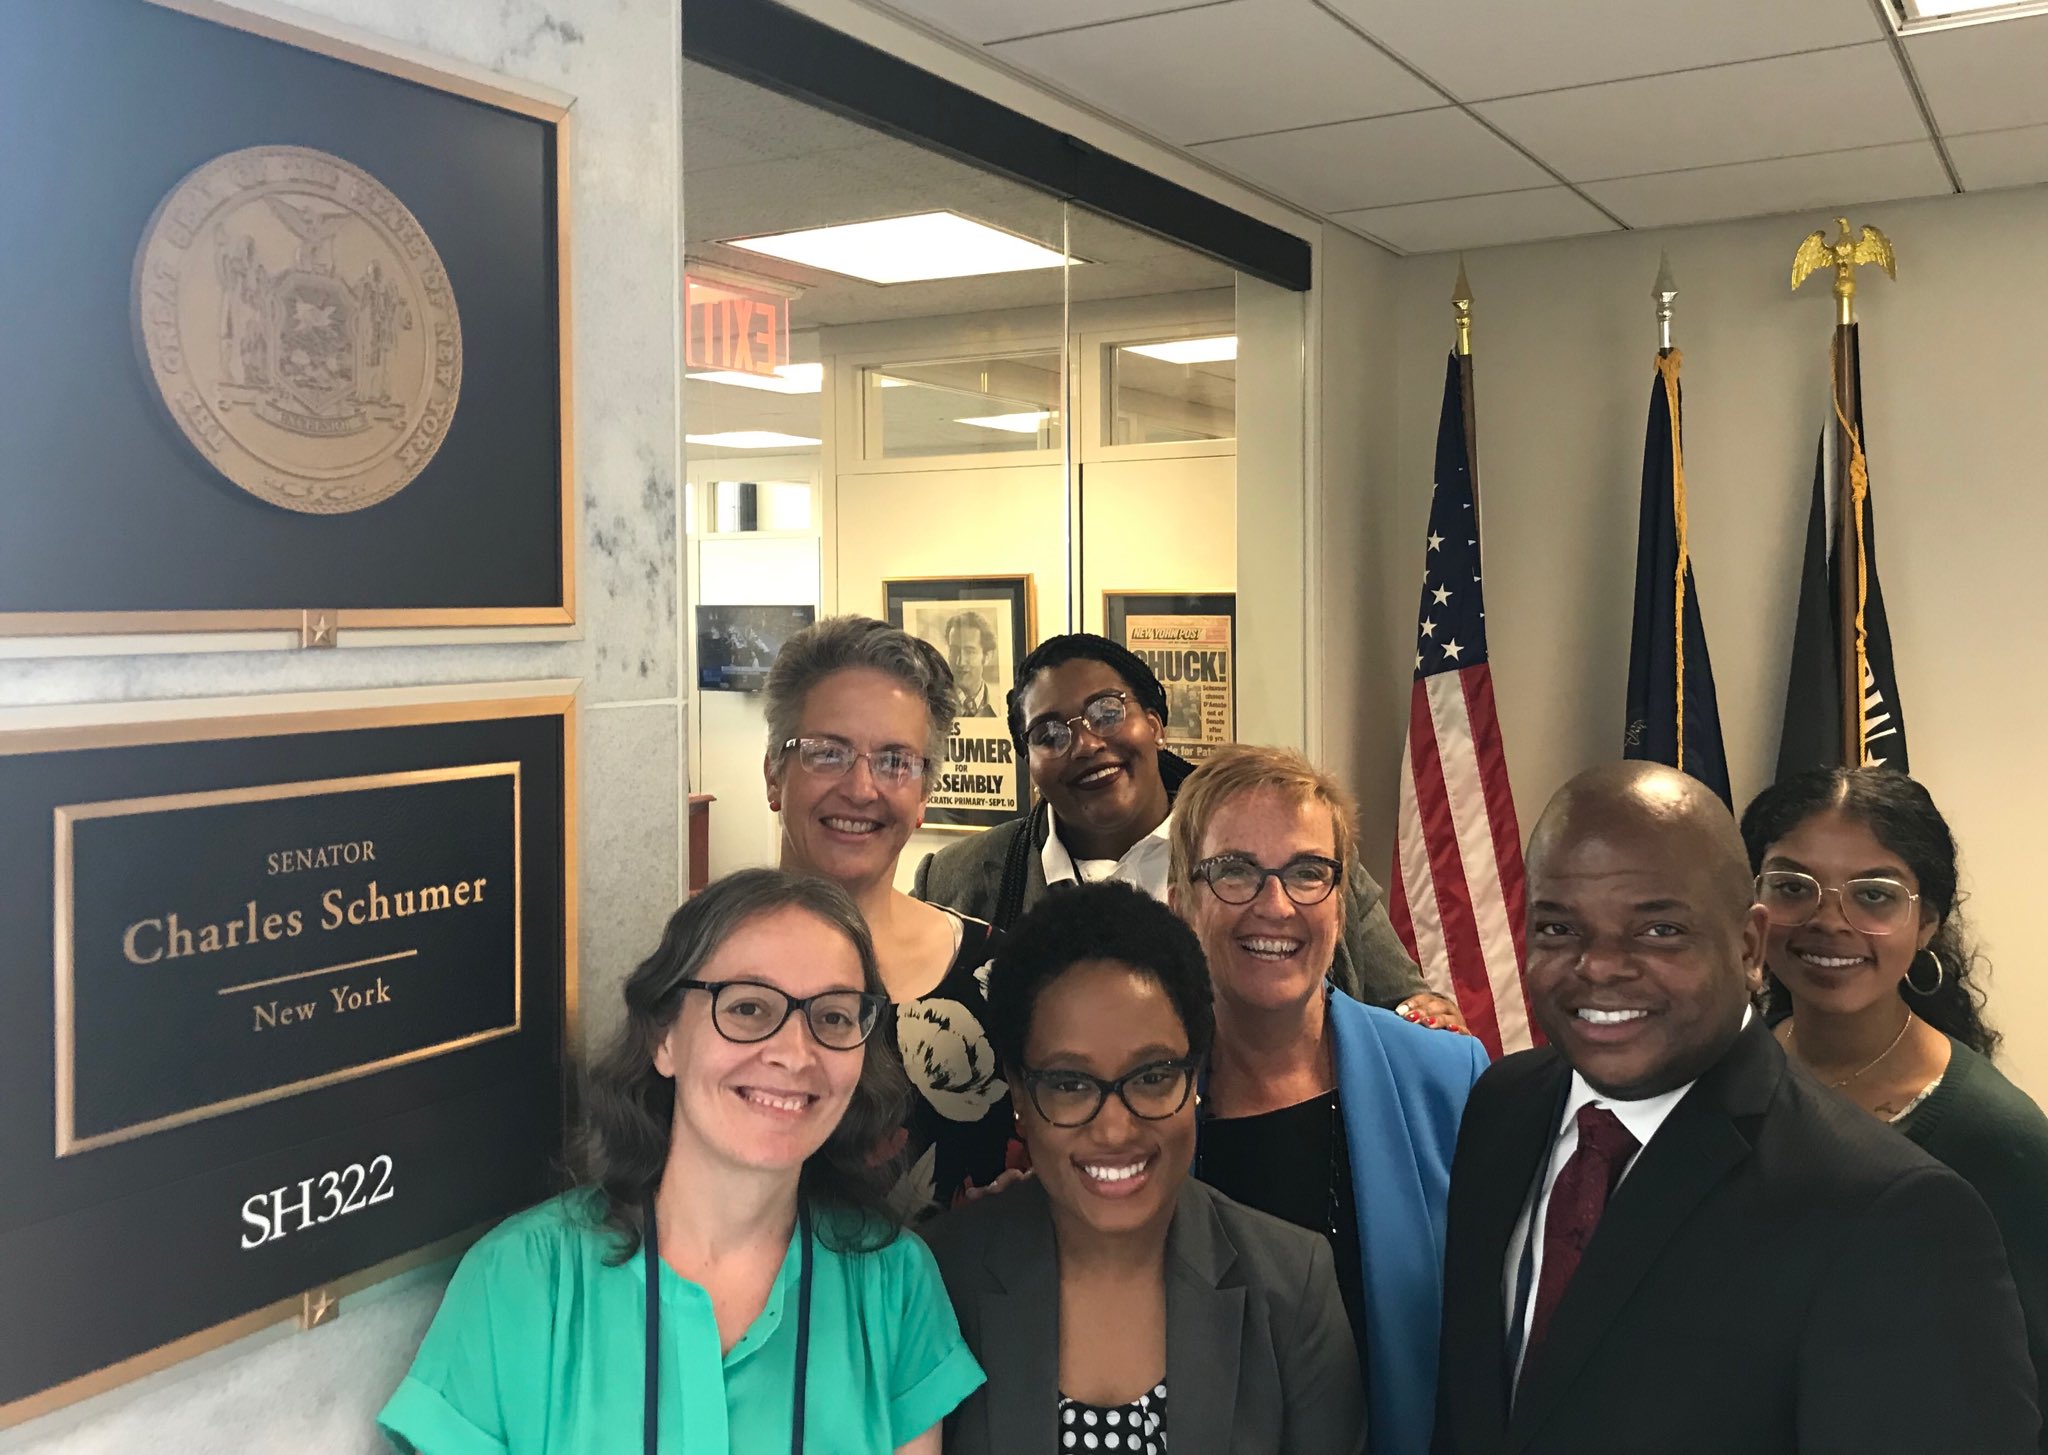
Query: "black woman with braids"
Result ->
[[912, 632, 1462, 1024], [1742, 765, 2048, 1447]]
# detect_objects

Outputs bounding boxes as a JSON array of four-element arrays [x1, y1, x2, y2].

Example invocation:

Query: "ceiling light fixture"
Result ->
[[955, 412, 1055, 434], [1889, 0, 2048, 27], [686, 362, 823, 394], [1122, 336, 1238, 364], [724, 211, 1076, 285], [685, 431, 822, 450]]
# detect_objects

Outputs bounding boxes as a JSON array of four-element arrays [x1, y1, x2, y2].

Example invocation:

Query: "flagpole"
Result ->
[[1653, 250, 1677, 356], [1830, 314, 1862, 766], [1453, 259, 1480, 518], [1792, 216, 1897, 768]]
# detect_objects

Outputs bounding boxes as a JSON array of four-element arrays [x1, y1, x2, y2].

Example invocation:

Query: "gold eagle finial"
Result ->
[[1792, 216, 1896, 324]]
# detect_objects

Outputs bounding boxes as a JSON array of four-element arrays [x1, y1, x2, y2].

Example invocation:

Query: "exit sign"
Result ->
[[685, 275, 789, 377]]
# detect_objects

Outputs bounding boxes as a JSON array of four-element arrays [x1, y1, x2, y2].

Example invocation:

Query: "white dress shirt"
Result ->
[[1501, 1007, 1754, 1387], [1040, 809, 1172, 899]]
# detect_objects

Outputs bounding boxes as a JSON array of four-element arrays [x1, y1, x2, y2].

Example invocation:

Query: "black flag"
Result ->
[[1776, 325, 1909, 777], [1624, 351, 1730, 804]]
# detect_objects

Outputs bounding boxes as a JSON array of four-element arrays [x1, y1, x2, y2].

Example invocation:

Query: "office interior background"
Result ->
[[5, 0, 2048, 1446]]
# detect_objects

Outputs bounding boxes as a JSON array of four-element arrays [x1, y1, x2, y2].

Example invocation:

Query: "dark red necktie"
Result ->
[[1526, 1104, 1639, 1360]]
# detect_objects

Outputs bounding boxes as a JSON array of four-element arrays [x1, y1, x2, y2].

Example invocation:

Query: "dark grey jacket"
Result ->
[[923, 1176, 1367, 1455], [911, 811, 1426, 1006]]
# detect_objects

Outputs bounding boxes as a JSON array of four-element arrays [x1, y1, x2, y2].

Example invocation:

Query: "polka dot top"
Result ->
[[1056, 1383, 1166, 1452]]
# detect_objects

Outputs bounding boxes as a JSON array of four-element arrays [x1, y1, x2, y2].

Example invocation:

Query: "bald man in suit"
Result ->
[[1433, 762, 2037, 1455]]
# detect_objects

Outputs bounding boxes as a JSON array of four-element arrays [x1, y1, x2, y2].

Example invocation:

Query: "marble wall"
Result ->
[[0, 0, 684, 1447]]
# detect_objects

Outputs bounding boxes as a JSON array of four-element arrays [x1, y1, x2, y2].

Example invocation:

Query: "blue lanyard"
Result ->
[[643, 1198, 815, 1455]]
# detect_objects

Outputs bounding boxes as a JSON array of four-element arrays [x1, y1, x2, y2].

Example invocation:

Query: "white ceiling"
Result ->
[[683, 61, 1231, 324], [863, 0, 2048, 254]]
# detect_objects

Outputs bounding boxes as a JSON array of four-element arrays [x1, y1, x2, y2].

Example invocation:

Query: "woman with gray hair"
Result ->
[[379, 868, 983, 1453], [763, 616, 1015, 1217]]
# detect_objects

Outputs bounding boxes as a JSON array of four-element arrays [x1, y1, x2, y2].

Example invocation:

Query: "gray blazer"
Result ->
[[911, 815, 1426, 1006], [921, 1176, 1367, 1455]]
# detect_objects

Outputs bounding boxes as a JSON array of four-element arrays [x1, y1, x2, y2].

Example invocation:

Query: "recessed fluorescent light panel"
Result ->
[[955, 412, 1054, 434], [687, 362, 823, 394], [1890, 0, 2048, 27], [685, 431, 822, 450], [1122, 336, 1238, 365], [724, 211, 1074, 285]]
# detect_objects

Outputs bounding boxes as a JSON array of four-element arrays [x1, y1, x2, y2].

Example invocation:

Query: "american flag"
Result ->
[[1387, 353, 1536, 1059]]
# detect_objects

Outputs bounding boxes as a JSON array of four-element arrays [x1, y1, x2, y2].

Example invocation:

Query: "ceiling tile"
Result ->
[[1191, 108, 1551, 211], [1323, 0, 1884, 102], [1947, 124, 2048, 191], [1906, 14, 2048, 136], [988, 0, 1446, 144], [1331, 186, 1616, 254], [1583, 142, 1950, 229], [1475, 44, 1925, 182], [875, 0, 1217, 46]]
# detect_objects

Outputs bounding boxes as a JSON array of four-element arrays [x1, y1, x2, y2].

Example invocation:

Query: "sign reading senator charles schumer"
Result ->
[[0, 691, 570, 1420], [59, 766, 519, 1154]]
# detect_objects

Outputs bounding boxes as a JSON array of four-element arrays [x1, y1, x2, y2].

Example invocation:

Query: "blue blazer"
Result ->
[[1329, 986, 1488, 1455]]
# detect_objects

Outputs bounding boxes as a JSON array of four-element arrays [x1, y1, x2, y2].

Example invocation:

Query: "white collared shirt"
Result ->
[[1501, 1007, 1754, 1386], [1040, 809, 1173, 899]]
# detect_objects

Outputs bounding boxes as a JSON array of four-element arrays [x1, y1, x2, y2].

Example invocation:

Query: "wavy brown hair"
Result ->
[[573, 868, 909, 1258]]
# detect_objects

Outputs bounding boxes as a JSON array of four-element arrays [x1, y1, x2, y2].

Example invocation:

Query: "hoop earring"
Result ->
[[1906, 950, 1946, 996]]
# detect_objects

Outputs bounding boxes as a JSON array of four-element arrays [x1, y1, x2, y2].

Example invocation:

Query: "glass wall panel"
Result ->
[[679, 62, 1279, 883]]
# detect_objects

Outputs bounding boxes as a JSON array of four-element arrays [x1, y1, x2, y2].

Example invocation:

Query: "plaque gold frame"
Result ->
[[54, 761, 526, 1156], [0, 0, 578, 640], [0, 681, 579, 1432]]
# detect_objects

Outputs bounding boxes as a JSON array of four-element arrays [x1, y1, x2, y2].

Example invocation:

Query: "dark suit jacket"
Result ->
[[911, 813, 1425, 1006], [924, 1176, 1366, 1455], [1433, 1021, 2039, 1455]]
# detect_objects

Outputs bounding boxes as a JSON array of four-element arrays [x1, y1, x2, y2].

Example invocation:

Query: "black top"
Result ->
[[1898, 1038, 2048, 1451], [887, 914, 1010, 1218], [1195, 1093, 1367, 1383], [1057, 1383, 1167, 1454]]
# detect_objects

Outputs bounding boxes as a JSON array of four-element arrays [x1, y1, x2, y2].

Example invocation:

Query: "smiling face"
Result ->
[[653, 905, 868, 1175], [1016, 658, 1169, 859], [1526, 813, 1766, 1099], [1015, 958, 1194, 1241], [1759, 809, 1937, 1017], [767, 667, 930, 892], [1175, 787, 1342, 1021], [946, 625, 987, 683]]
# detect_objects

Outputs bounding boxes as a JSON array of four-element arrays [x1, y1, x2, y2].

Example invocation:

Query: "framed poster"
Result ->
[[0, 684, 575, 1425], [0, 0, 573, 640], [695, 604, 816, 693], [885, 576, 1035, 829], [1103, 591, 1236, 763]]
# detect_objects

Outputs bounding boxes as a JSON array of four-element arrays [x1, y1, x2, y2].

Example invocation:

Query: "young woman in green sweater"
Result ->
[[1742, 766, 2048, 1448]]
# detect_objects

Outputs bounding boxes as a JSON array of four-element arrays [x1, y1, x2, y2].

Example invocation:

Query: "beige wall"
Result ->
[[1337, 185, 2048, 1099]]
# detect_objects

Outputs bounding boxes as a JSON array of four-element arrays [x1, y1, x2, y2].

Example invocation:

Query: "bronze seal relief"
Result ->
[[133, 146, 462, 514]]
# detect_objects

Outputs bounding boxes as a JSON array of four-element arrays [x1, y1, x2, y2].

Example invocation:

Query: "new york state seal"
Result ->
[[133, 146, 462, 514]]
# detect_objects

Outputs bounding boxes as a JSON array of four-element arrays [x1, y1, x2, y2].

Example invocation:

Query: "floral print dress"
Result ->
[[886, 913, 1016, 1219]]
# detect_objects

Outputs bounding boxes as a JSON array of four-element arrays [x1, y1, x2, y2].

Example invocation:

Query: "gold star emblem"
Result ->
[[301, 611, 336, 649], [299, 1287, 339, 1330]]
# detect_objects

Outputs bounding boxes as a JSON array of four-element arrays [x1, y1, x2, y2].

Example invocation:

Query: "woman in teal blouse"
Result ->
[[380, 869, 984, 1454]]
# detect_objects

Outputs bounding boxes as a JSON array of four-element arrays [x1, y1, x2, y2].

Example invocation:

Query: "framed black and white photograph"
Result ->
[[695, 604, 816, 693], [885, 576, 1035, 828]]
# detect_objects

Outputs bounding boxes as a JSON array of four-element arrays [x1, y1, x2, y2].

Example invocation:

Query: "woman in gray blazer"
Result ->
[[920, 882, 1365, 1455]]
